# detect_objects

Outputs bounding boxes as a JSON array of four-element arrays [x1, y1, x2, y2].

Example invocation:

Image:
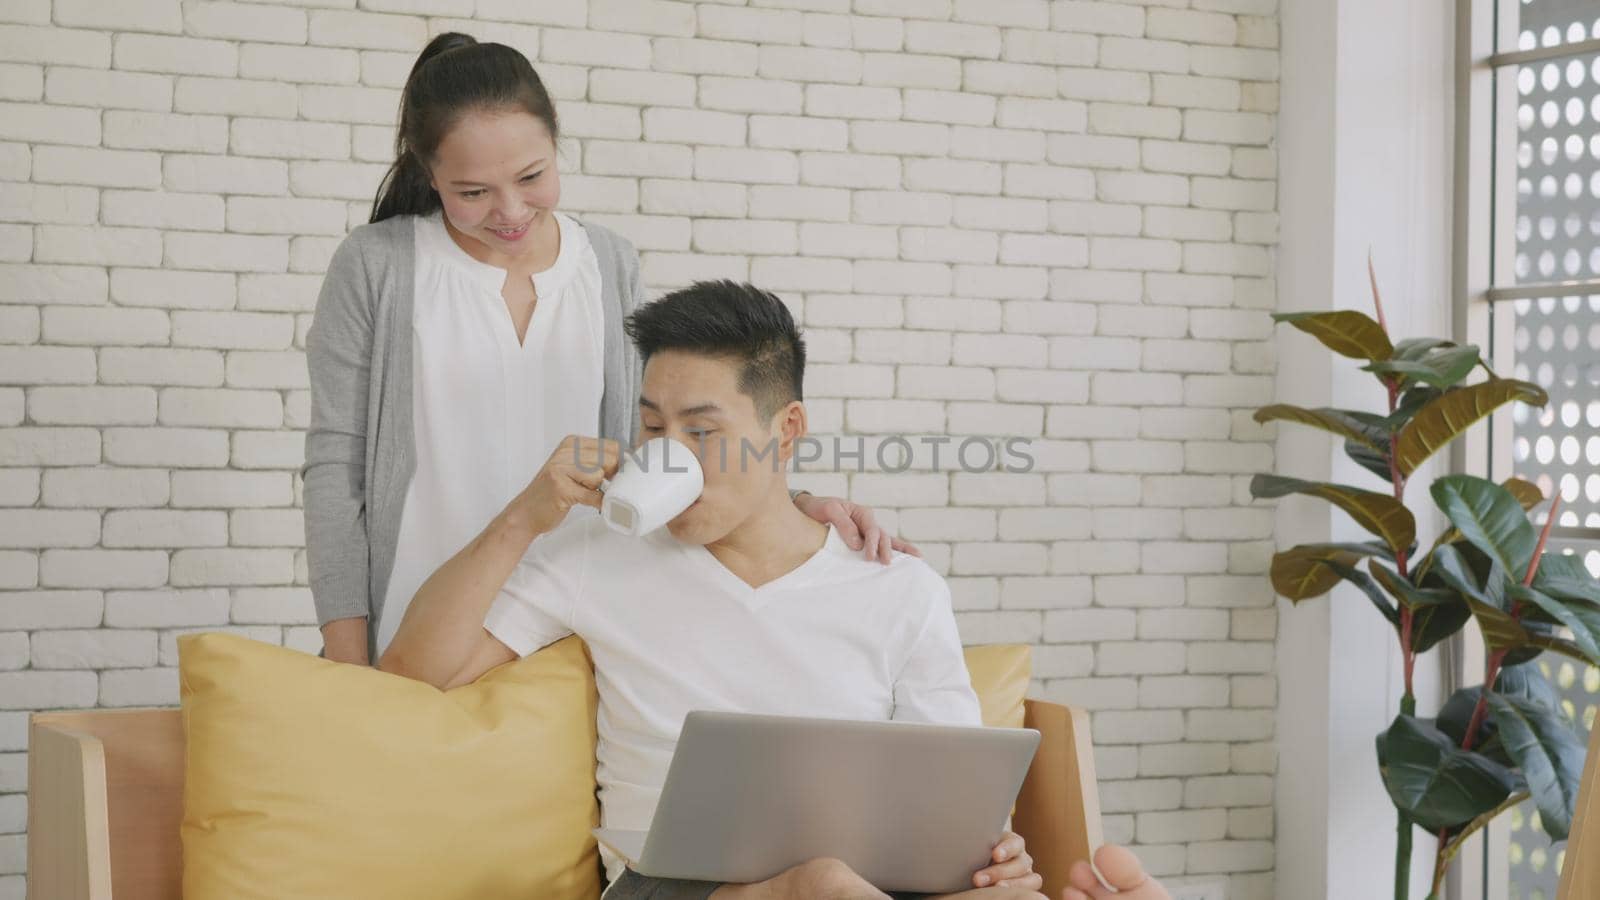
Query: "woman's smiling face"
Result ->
[[426, 109, 562, 262]]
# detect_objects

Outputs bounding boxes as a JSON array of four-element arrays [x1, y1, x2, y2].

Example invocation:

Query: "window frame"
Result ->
[[1452, 1, 1600, 896]]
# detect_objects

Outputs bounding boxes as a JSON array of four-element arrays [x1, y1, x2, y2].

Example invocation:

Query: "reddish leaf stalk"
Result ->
[[1369, 253, 1390, 336], [1432, 828, 1450, 895], [1522, 495, 1560, 588], [1400, 608, 1416, 692], [1460, 650, 1507, 753]]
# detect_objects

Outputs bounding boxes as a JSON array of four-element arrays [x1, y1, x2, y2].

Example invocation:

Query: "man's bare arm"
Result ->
[[377, 507, 541, 688], [377, 435, 620, 689]]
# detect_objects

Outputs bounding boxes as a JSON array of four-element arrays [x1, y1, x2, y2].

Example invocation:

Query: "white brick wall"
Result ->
[[0, 1, 1279, 897]]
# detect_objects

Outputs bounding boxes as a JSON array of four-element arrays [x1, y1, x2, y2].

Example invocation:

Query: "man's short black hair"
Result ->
[[624, 280, 806, 421]]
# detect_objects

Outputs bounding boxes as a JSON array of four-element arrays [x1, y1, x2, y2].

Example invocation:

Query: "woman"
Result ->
[[304, 33, 914, 666]]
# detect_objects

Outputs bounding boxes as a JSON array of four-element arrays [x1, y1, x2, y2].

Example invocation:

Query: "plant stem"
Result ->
[[1396, 691, 1416, 900], [1461, 650, 1506, 752], [1382, 375, 1416, 697], [1371, 287, 1418, 900], [1450, 641, 1510, 896], [1399, 605, 1415, 693], [1396, 810, 1413, 900], [1432, 826, 1449, 895]]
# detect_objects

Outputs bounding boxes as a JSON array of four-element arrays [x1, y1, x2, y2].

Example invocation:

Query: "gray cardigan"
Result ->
[[302, 214, 645, 660]]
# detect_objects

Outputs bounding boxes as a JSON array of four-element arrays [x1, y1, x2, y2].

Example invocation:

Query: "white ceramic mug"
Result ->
[[600, 436, 705, 536]]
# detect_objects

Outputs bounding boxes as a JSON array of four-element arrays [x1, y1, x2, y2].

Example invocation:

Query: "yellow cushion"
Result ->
[[963, 643, 1031, 729], [178, 633, 602, 900], [178, 634, 1030, 900]]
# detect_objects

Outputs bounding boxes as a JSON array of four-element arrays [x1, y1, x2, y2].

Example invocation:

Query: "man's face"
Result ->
[[636, 350, 802, 545]]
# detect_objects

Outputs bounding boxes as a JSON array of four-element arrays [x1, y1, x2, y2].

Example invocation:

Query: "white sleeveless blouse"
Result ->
[[374, 210, 606, 656]]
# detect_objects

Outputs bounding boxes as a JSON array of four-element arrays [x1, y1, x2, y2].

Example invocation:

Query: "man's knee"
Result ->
[[777, 857, 884, 900]]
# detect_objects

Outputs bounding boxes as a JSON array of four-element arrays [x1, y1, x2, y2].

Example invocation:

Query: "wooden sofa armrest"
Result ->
[[1013, 698, 1102, 900], [29, 709, 184, 900], [1558, 705, 1600, 900], [27, 718, 114, 900]]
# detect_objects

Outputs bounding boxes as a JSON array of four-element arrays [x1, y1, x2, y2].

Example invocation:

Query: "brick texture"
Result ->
[[0, 2, 1280, 897]]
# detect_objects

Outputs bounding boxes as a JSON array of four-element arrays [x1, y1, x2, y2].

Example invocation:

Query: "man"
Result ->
[[381, 281, 1169, 900]]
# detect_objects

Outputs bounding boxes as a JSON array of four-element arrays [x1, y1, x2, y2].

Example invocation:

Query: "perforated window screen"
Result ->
[[1508, 293, 1600, 539], [1497, 1, 1599, 895]]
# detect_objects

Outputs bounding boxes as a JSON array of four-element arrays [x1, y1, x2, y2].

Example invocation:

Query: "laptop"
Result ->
[[592, 709, 1040, 894]]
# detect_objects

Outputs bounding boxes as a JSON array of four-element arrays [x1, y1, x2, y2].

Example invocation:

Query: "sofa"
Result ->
[[26, 642, 1105, 900]]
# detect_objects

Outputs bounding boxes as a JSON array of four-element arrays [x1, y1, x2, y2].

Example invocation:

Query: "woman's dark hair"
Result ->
[[370, 32, 559, 223], [624, 281, 807, 422]]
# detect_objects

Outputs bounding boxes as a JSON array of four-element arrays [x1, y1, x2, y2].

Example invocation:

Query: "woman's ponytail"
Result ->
[[369, 31, 559, 224]]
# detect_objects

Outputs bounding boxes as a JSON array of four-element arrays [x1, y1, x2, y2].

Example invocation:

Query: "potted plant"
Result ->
[[1252, 262, 1599, 899]]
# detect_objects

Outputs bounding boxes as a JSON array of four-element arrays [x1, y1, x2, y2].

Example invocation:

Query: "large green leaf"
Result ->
[[1436, 664, 1562, 765], [1389, 337, 1458, 360], [1253, 405, 1389, 450], [1525, 633, 1595, 666], [1333, 540, 1400, 561], [1502, 478, 1545, 510], [1270, 542, 1396, 601], [1431, 475, 1538, 581], [1369, 560, 1456, 609], [1438, 691, 1508, 764], [1345, 439, 1394, 484], [1394, 380, 1548, 476], [1365, 558, 1471, 651], [1251, 474, 1416, 554], [1270, 545, 1359, 599], [1389, 384, 1442, 429], [1497, 661, 1567, 708], [1503, 620, 1560, 667], [1428, 544, 1528, 651], [1457, 543, 1507, 607], [1363, 345, 1482, 388], [1419, 478, 1543, 573], [1535, 551, 1595, 582], [1486, 692, 1588, 840], [1273, 310, 1395, 362], [1426, 543, 1500, 607], [1532, 551, 1600, 606], [1436, 687, 1479, 742], [1379, 714, 1521, 830], [1325, 558, 1401, 626], [1469, 599, 1530, 652], [1341, 410, 1398, 484], [1410, 599, 1472, 653], [1509, 585, 1600, 667]]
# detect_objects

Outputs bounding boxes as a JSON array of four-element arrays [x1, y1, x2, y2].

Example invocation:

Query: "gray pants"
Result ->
[[606, 868, 720, 900], [606, 867, 936, 900]]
